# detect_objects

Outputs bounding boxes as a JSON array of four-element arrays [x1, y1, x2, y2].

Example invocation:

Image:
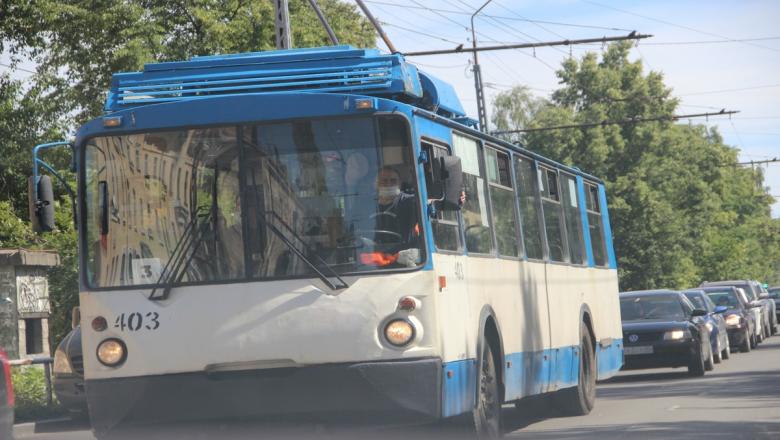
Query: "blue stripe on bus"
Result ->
[[597, 338, 624, 380], [598, 184, 618, 269], [441, 359, 477, 417], [576, 176, 595, 267], [443, 346, 579, 417]]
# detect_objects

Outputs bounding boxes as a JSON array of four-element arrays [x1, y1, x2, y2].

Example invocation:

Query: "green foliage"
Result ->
[[491, 41, 779, 290], [10, 367, 65, 422]]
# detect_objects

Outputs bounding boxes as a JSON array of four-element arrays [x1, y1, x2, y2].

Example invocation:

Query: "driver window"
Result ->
[[422, 141, 461, 252], [453, 132, 493, 254]]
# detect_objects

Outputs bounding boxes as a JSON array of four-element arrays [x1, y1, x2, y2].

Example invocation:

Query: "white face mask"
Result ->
[[378, 186, 400, 198]]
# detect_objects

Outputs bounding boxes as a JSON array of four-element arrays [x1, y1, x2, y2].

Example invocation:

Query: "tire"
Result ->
[[473, 342, 501, 439], [721, 341, 730, 360], [713, 339, 722, 364], [553, 322, 596, 416], [749, 329, 757, 349], [741, 328, 752, 353], [688, 344, 706, 377], [704, 344, 715, 371]]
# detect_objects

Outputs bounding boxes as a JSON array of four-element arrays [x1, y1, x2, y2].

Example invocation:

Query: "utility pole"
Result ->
[[471, 0, 493, 133], [274, 0, 293, 50]]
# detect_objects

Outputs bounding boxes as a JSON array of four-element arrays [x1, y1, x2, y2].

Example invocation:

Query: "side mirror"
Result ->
[[758, 292, 769, 299], [429, 156, 462, 212], [691, 309, 708, 317], [71, 306, 81, 329], [713, 305, 728, 314], [28, 175, 56, 233]]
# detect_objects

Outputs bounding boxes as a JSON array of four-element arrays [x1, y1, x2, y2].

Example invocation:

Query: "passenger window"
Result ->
[[561, 173, 585, 265], [485, 147, 519, 257], [585, 182, 607, 266], [514, 156, 543, 260], [422, 141, 461, 252], [453, 133, 493, 254], [539, 167, 567, 262]]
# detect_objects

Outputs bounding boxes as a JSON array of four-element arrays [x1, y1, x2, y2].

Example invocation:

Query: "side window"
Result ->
[[514, 156, 543, 259], [485, 147, 519, 257], [422, 141, 461, 252], [453, 133, 493, 254], [539, 166, 567, 262], [585, 182, 607, 266], [561, 173, 585, 265]]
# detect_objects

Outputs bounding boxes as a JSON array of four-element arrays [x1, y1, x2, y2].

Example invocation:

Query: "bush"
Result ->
[[10, 366, 64, 422]]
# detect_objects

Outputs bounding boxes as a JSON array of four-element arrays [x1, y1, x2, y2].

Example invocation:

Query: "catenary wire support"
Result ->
[[471, 0, 493, 133], [274, 0, 293, 49]]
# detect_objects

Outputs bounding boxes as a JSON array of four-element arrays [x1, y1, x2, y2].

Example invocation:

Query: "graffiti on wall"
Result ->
[[16, 269, 50, 315]]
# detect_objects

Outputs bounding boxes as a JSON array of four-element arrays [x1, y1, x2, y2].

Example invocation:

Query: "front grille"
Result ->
[[623, 331, 664, 344], [71, 355, 84, 376]]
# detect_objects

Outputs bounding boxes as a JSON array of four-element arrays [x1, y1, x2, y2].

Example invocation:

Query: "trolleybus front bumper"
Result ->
[[87, 357, 443, 434]]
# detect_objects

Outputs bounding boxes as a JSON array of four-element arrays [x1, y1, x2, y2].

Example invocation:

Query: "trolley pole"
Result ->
[[274, 0, 293, 49], [471, 0, 492, 133]]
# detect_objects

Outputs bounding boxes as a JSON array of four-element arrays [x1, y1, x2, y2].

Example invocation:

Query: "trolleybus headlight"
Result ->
[[384, 319, 415, 347], [97, 339, 127, 367]]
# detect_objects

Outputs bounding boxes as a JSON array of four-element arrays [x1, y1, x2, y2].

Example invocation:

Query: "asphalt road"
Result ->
[[15, 336, 780, 440]]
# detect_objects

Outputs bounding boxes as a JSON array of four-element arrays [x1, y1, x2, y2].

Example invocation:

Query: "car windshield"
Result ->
[[704, 290, 741, 308], [83, 116, 424, 288], [620, 295, 686, 321], [683, 292, 708, 311], [767, 287, 780, 298]]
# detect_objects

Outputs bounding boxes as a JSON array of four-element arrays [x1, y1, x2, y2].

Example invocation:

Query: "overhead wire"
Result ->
[[679, 83, 780, 96], [582, 0, 780, 53]]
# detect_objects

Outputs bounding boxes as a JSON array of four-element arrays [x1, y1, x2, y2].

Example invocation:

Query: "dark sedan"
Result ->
[[702, 280, 774, 340], [53, 326, 87, 418], [620, 290, 712, 376], [770, 286, 780, 322], [1, 348, 14, 440], [683, 290, 730, 362], [701, 286, 757, 352]]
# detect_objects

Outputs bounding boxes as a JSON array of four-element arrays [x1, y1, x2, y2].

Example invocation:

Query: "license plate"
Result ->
[[624, 345, 654, 355]]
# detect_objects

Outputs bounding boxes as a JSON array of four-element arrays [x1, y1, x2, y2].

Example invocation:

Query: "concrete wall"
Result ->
[[0, 264, 53, 359], [0, 265, 18, 359]]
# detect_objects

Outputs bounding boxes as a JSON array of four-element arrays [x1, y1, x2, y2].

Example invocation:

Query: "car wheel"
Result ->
[[473, 342, 501, 439], [721, 341, 730, 360], [741, 329, 752, 353], [713, 339, 722, 364], [553, 322, 596, 416], [704, 344, 715, 371], [750, 329, 757, 348], [688, 345, 706, 377]]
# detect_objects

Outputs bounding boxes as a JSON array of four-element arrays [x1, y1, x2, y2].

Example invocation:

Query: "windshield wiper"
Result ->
[[149, 207, 211, 301], [258, 210, 349, 291]]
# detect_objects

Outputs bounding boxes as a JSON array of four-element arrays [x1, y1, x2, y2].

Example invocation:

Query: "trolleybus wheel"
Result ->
[[554, 321, 596, 416], [473, 342, 501, 439]]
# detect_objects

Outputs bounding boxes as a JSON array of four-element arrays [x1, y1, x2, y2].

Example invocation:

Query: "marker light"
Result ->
[[354, 98, 375, 110], [398, 296, 420, 312], [384, 319, 415, 347], [92, 316, 108, 332], [97, 339, 127, 367], [663, 330, 689, 340], [102, 116, 122, 127]]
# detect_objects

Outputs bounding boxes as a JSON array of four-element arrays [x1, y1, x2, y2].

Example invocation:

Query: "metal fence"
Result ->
[[9, 357, 54, 406]]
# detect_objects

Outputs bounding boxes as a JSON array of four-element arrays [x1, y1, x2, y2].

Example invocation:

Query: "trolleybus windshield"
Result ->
[[83, 115, 424, 289]]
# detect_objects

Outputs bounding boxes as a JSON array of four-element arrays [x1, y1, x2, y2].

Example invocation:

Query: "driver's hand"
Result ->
[[397, 248, 420, 267]]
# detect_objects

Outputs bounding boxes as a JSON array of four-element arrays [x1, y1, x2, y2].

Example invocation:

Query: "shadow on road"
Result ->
[[502, 420, 780, 439]]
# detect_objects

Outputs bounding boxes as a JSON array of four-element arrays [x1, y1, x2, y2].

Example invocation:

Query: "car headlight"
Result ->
[[663, 330, 690, 340], [97, 339, 127, 367], [384, 319, 416, 347], [53, 348, 72, 374], [705, 322, 713, 332], [725, 314, 742, 327]]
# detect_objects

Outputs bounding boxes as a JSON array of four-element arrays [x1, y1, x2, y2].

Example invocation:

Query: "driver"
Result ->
[[374, 166, 418, 245]]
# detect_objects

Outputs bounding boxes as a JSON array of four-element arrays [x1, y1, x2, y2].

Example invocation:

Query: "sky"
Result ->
[[2, 0, 778, 216], [363, 0, 780, 217]]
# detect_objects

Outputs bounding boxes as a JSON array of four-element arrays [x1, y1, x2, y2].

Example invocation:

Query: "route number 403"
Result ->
[[114, 312, 160, 332]]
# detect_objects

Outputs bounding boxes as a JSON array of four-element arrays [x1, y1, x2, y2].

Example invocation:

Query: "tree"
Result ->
[[491, 41, 779, 290]]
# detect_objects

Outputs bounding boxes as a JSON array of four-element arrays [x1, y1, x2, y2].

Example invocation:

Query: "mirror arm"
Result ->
[[33, 141, 77, 228]]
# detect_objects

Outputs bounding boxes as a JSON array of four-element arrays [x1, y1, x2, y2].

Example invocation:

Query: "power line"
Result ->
[[363, 0, 634, 32], [491, 110, 740, 135], [381, 22, 464, 45], [736, 158, 779, 166], [582, 0, 780, 53], [0, 62, 36, 74], [403, 32, 652, 56], [643, 36, 780, 46], [679, 83, 780, 96]]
